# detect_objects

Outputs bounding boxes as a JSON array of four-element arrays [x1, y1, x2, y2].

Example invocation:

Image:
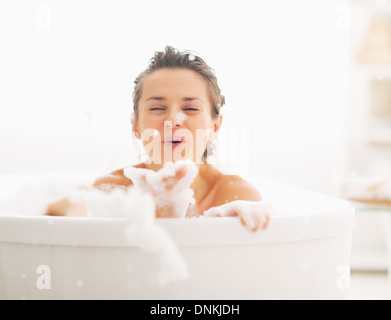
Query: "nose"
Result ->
[[164, 109, 185, 129]]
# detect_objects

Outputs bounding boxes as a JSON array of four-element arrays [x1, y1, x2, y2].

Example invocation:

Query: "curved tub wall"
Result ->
[[0, 174, 355, 300]]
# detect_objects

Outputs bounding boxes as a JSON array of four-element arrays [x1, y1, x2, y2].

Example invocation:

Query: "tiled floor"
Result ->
[[348, 271, 391, 300]]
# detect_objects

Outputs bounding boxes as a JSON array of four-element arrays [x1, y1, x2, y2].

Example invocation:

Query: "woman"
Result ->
[[49, 46, 270, 232]]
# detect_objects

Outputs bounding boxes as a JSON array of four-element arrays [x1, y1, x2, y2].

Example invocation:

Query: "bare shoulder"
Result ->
[[91, 169, 132, 189], [213, 174, 262, 207], [91, 163, 145, 189]]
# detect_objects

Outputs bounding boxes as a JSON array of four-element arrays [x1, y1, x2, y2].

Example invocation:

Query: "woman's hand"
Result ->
[[203, 200, 271, 232], [124, 161, 198, 218]]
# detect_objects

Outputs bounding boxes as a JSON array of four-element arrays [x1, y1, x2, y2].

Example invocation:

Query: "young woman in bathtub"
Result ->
[[47, 46, 270, 232]]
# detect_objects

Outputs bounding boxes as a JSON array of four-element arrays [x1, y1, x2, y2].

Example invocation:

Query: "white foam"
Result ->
[[10, 178, 88, 216], [86, 186, 189, 286], [86, 187, 154, 223], [203, 200, 272, 232], [174, 112, 187, 124], [125, 224, 189, 286], [124, 160, 198, 218]]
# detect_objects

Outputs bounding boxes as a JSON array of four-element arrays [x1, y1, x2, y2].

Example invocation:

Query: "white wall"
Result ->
[[0, 0, 351, 195]]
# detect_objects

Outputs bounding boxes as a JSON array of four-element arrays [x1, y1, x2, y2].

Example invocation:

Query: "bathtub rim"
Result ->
[[0, 205, 356, 248]]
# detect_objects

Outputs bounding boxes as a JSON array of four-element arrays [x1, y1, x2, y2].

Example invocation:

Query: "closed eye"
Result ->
[[150, 107, 166, 111], [184, 108, 199, 111]]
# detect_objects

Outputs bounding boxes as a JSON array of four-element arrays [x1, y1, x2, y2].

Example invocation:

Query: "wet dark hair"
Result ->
[[132, 45, 225, 120]]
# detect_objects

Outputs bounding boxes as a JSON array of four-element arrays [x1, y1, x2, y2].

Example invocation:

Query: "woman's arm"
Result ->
[[45, 170, 131, 217], [91, 169, 133, 190], [204, 175, 270, 232]]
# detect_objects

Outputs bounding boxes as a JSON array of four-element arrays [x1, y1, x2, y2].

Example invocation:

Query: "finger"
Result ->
[[175, 167, 187, 179], [225, 208, 239, 217], [251, 213, 261, 232], [261, 213, 270, 230], [238, 210, 262, 232], [161, 175, 176, 191], [162, 167, 188, 191], [164, 182, 175, 191], [203, 208, 221, 217], [162, 167, 186, 182], [239, 214, 246, 226], [203, 209, 215, 217]]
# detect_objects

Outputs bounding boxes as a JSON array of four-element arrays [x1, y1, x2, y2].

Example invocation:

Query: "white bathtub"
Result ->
[[0, 173, 355, 300]]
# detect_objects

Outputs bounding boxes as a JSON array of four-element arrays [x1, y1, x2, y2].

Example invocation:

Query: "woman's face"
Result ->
[[133, 68, 222, 166]]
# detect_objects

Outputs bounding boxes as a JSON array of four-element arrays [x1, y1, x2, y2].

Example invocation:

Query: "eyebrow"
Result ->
[[146, 97, 166, 102], [145, 96, 204, 103]]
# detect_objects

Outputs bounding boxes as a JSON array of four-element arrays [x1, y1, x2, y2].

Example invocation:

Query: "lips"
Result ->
[[163, 135, 186, 145]]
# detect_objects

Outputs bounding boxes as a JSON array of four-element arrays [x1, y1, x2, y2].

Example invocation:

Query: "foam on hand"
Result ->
[[203, 200, 272, 232], [124, 160, 198, 218], [86, 186, 189, 286]]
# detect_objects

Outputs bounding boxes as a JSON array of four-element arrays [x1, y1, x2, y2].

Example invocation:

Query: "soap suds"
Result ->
[[7, 178, 89, 216], [86, 187, 154, 221], [125, 223, 189, 286], [124, 160, 198, 218], [86, 186, 189, 286], [174, 112, 187, 124]]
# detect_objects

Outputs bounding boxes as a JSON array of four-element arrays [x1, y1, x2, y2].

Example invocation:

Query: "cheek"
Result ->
[[191, 112, 214, 130], [191, 117, 216, 149], [199, 115, 216, 137], [138, 114, 163, 133]]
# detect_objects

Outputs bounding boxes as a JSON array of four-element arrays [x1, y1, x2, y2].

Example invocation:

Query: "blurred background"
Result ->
[[0, 0, 350, 195], [1, 0, 391, 298]]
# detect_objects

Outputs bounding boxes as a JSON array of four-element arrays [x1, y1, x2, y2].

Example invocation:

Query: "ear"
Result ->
[[211, 114, 223, 140], [132, 119, 141, 139]]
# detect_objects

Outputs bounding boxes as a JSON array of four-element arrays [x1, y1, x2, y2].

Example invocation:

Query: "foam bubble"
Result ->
[[175, 112, 186, 124], [76, 280, 83, 287]]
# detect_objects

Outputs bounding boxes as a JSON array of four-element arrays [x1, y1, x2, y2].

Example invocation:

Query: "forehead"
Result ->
[[140, 68, 210, 102]]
